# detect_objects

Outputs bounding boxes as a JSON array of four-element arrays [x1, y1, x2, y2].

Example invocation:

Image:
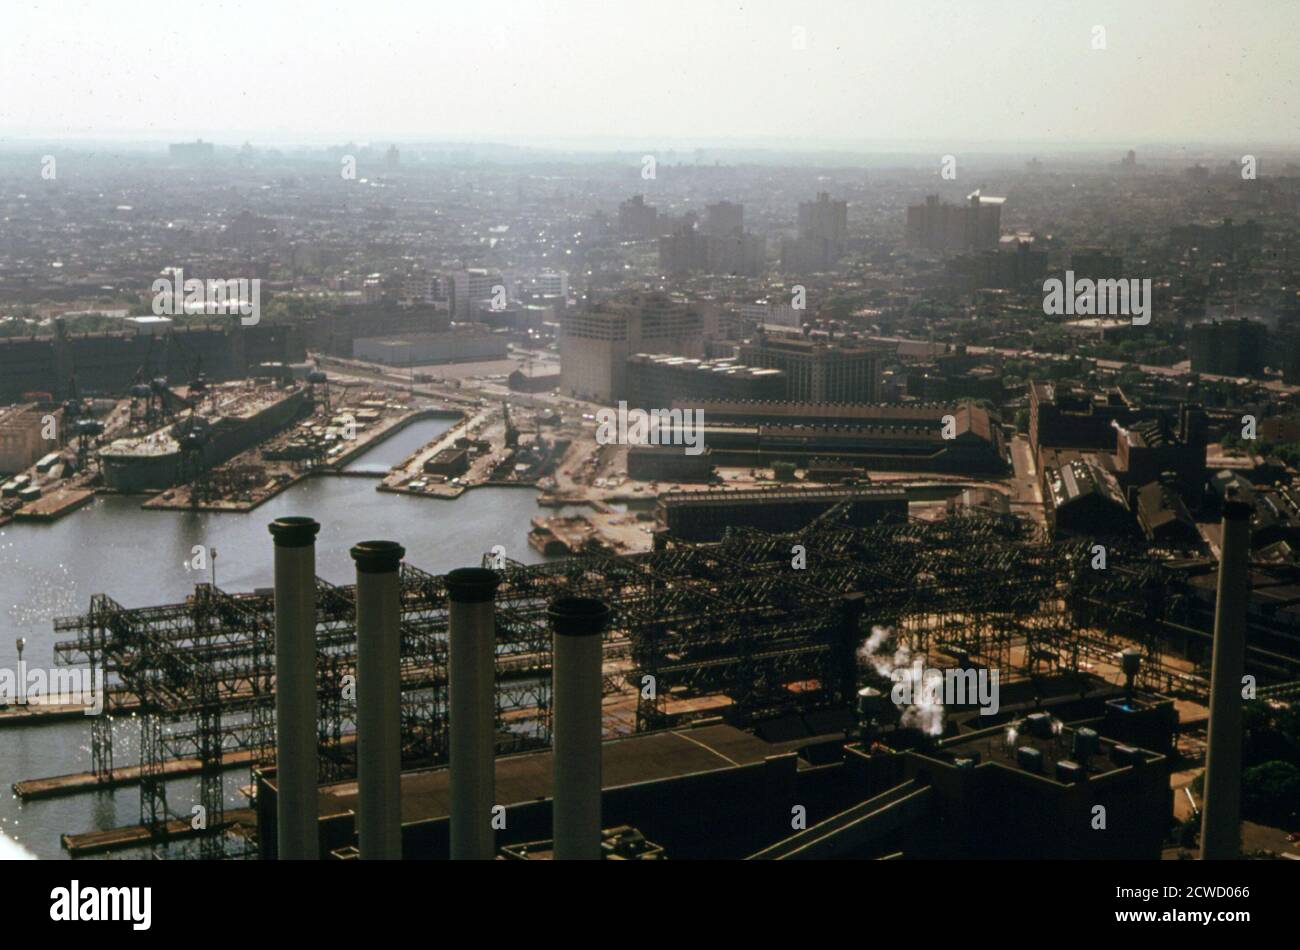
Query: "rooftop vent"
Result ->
[[1055, 760, 1084, 784], [1016, 746, 1044, 773], [1073, 727, 1099, 762], [1111, 744, 1143, 766], [1024, 712, 1054, 738]]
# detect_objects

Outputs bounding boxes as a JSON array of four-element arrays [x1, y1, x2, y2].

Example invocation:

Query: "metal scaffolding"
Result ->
[[51, 508, 1194, 857]]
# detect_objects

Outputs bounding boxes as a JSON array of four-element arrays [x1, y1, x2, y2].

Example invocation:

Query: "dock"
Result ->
[[0, 701, 97, 728], [62, 808, 257, 857], [0, 690, 138, 728], [14, 746, 264, 801], [11, 487, 96, 522]]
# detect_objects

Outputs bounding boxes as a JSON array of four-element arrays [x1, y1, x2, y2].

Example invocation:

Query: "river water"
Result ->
[[0, 416, 551, 858]]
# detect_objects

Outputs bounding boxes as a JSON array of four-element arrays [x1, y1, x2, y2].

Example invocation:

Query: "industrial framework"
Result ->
[[52, 509, 1203, 857]]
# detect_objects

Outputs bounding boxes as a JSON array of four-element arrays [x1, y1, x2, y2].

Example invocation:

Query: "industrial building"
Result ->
[[673, 400, 1008, 475], [423, 448, 469, 477], [1115, 406, 1208, 501], [1043, 457, 1135, 537], [353, 329, 508, 366], [507, 366, 562, 393], [625, 353, 785, 411], [0, 402, 60, 475], [0, 318, 305, 402], [655, 485, 907, 541], [626, 444, 714, 482], [559, 294, 704, 402], [737, 333, 889, 404], [44, 499, 1278, 860]]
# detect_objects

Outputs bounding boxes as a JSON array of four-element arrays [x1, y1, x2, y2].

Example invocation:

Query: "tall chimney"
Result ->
[[269, 516, 321, 860], [549, 596, 610, 860], [351, 540, 405, 859], [447, 567, 500, 860], [1200, 501, 1252, 860]]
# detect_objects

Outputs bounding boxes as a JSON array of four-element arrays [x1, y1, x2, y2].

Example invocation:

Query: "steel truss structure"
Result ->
[[51, 509, 1199, 857]]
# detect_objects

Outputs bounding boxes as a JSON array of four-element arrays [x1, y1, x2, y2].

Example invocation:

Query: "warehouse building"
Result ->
[[625, 353, 784, 412], [655, 485, 907, 542], [353, 329, 508, 366]]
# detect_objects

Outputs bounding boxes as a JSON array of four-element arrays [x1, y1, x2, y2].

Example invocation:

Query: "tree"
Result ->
[[1242, 761, 1300, 826]]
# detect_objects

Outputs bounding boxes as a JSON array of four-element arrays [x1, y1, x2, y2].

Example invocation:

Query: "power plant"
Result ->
[[19, 500, 1280, 860]]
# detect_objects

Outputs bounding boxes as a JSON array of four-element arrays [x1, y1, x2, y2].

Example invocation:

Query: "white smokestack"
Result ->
[[549, 596, 610, 861], [269, 516, 321, 860], [447, 567, 500, 860], [351, 540, 405, 860]]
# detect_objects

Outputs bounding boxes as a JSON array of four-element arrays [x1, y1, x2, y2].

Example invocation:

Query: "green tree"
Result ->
[[1242, 761, 1300, 826]]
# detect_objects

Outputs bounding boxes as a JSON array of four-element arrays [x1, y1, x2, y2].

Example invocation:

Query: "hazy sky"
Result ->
[[2, 0, 1297, 147]]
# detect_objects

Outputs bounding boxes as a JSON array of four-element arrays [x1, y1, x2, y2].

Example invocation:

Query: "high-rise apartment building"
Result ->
[[703, 201, 745, 237], [780, 193, 848, 272], [1188, 319, 1267, 376], [618, 195, 660, 239], [906, 191, 1004, 252], [659, 225, 765, 277]]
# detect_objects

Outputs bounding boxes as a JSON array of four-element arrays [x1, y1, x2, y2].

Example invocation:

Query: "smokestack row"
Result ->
[[270, 518, 613, 860]]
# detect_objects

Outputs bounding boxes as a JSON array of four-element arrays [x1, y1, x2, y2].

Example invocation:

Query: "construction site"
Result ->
[[19, 500, 1299, 859]]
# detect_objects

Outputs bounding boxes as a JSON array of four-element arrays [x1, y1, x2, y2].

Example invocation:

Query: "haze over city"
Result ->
[[3, 0, 1299, 147]]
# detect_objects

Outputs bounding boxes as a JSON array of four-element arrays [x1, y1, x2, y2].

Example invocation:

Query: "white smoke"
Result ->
[[857, 624, 945, 737]]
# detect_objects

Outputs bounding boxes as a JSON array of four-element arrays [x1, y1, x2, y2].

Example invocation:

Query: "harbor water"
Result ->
[[0, 417, 548, 858]]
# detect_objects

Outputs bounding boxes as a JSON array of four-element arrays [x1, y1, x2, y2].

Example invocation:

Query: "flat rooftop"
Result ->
[[932, 719, 1162, 782], [273, 722, 827, 825]]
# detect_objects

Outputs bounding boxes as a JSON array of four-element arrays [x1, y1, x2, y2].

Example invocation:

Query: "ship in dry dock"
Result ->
[[98, 379, 312, 492]]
